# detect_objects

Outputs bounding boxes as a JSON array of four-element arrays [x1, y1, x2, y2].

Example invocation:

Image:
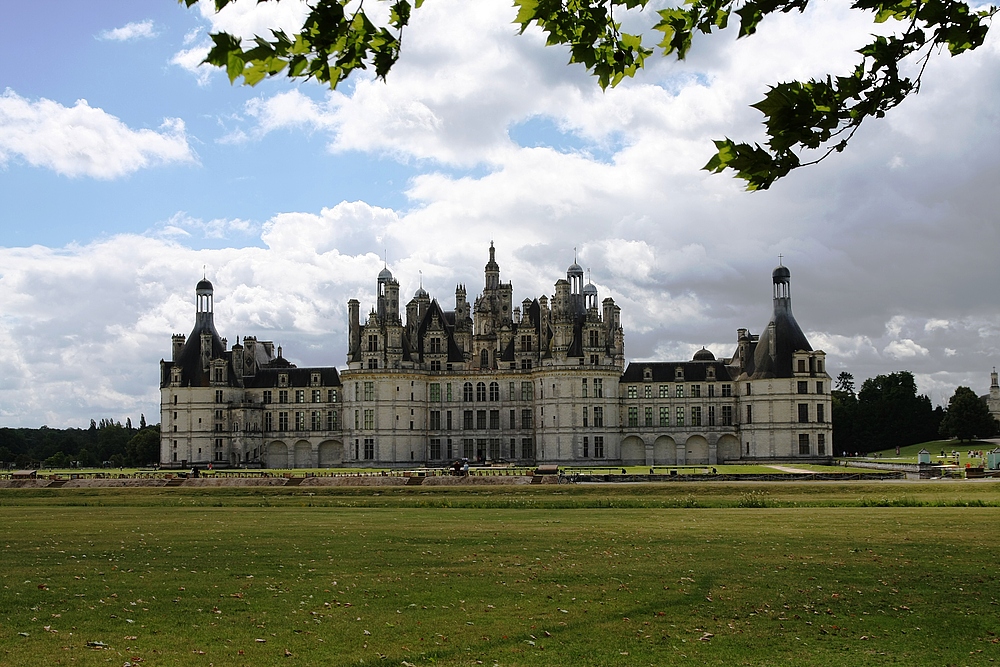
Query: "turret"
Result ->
[[348, 299, 360, 359], [172, 334, 186, 361], [485, 242, 500, 290]]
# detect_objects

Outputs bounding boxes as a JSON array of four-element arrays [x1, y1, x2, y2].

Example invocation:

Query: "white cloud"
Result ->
[[98, 20, 157, 42], [925, 318, 950, 331], [883, 339, 930, 359], [0, 90, 197, 178], [171, 43, 213, 86], [158, 212, 259, 240]]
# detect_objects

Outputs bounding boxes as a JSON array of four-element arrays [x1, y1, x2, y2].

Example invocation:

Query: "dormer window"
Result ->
[[429, 337, 442, 354], [643, 367, 652, 382], [279, 373, 288, 387], [311, 373, 321, 386], [675, 366, 684, 380]]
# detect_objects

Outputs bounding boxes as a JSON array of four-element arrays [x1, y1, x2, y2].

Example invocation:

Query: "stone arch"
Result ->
[[318, 440, 344, 467], [716, 434, 740, 463], [267, 441, 288, 469], [653, 435, 676, 465], [685, 435, 710, 465], [293, 440, 313, 468], [620, 435, 645, 465]]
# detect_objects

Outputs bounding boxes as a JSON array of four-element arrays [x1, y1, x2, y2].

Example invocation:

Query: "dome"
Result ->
[[693, 347, 716, 361], [582, 282, 598, 296], [415, 286, 428, 299], [196, 278, 214, 292], [567, 261, 583, 276], [378, 267, 394, 282], [772, 265, 790, 282]]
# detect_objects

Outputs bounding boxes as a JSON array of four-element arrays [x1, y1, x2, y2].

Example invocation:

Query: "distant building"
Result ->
[[160, 246, 831, 467]]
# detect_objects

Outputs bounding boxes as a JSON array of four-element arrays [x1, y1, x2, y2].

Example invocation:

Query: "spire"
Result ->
[[485, 241, 500, 289]]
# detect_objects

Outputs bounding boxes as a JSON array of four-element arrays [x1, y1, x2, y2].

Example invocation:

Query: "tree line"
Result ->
[[0, 417, 160, 469], [832, 371, 997, 455]]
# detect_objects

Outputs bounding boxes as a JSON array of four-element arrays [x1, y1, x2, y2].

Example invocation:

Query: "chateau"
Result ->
[[159, 245, 832, 468]]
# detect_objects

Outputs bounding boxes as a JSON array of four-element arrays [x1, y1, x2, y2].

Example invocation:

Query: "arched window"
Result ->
[[463, 382, 474, 402], [476, 382, 487, 402], [480, 348, 490, 368], [489, 381, 500, 401]]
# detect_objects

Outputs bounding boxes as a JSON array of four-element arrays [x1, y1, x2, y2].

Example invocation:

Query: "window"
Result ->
[[489, 382, 500, 401], [463, 382, 474, 402], [594, 436, 604, 458], [328, 389, 338, 402], [745, 383, 752, 395], [311, 411, 321, 430], [430, 360, 441, 371], [797, 359, 806, 373], [430, 383, 441, 402], [817, 404, 825, 423], [447, 383, 453, 401], [644, 385, 652, 399], [476, 382, 487, 402], [489, 410, 500, 430], [583, 436, 589, 458], [628, 407, 638, 428], [521, 358, 532, 370], [477, 410, 487, 430], [295, 411, 305, 430], [489, 438, 501, 460], [628, 385, 637, 399], [521, 409, 533, 429], [722, 405, 733, 426], [521, 381, 533, 400], [521, 438, 534, 459], [644, 407, 654, 427], [675, 367, 684, 381], [430, 439, 441, 459], [464, 410, 474, 430], [593, 407, 604, 427], [798, 381, 809, 394], [278, 412, 288, 431], [263, 390, 272, 404], [480, 349, 490, 368], [509, 382, 516, 400], [367, 358, 378, 369], [278, 390, 288, 404], [659, 384, 669, 398], [676, 407, 684, 426], [215, 390, 224, 404], [588, 329, 600, 347], [691, 384, 701, 398], [721, 384, 732, 397], [447, 439, 454, 459], [798, 403, 809, 423], [264, 412, 273, 431], [691, 406, 702, 427], [214, 367, 224, 383], [745, 405, 753, 424], [816, 381, 824, 394], [312, 389, 321, 403], [364, 438, 375, 459], [582, 379, 588, 398], [363, 409, 374, 429], [590, 354, 599, 365], [327, 410, 338, 430], [817, 359, 824, 373], [818, 433, 826, 455], [354, 410, 359, 429], [429, 337, 442, 354], [708, 385, 716, 398], [510, 409, 516, 429], [708, 405, 716, 426], [463, 439, 474, 459], [279, 373, 288, 387], [367, 334, 379, 352], [798, 433, 810, 455], [430, 411, 441, 430], [675, 386, 684, 398], [594, 379, 603, 398], [659, 407, 669, 426], [364, 382, 375, 401], [520, 335, 533, 352]]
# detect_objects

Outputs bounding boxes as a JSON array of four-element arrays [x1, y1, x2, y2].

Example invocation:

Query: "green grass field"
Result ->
[[1, 484, 999, 666]]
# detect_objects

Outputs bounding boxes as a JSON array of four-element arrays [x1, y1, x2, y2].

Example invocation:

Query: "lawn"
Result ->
[[0, 485, 998, 665]]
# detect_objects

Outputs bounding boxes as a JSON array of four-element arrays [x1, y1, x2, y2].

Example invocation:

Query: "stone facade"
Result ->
[[160, 246, 832, 468]]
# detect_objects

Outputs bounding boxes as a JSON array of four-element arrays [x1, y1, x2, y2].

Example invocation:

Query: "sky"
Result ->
[[1, 0, 1000, 428]]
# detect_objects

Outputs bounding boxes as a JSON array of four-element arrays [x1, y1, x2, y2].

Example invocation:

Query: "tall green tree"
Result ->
[[183, 0, 997, 190], [831, 372, 859, 455], [939, 386, 997, 442], [855, 371, 940, 452]]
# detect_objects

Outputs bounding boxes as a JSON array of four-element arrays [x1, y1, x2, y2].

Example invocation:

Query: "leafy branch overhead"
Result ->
[[183, 0, 997, 190]]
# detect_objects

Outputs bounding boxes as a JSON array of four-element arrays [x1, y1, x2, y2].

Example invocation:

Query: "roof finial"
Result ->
[[574, 246, 578, 263], [778, 253, 784, 266], [203, 264, 206, 279], [419, 270, 423, 289]]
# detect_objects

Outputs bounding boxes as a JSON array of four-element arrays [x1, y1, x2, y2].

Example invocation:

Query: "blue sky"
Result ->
[[2, 0, 1000, 427]]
